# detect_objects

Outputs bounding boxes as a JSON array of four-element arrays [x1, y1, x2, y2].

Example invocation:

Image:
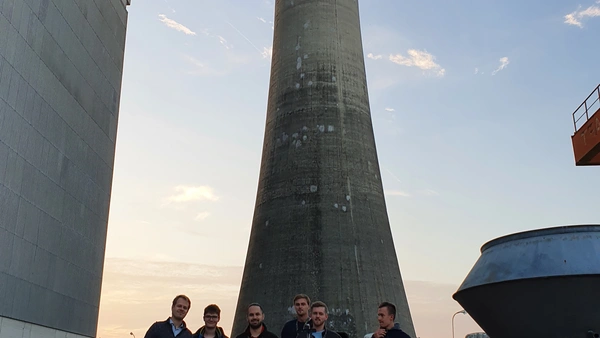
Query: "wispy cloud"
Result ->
[[382, 166, 402, 183], [262, 46, 273, 59], [256, 16, 274, 30], [217, 35, 232, 49], [417, 189, 440, 196], [385, 107, 395, 112], [158, 14, 196, 35], [389, 50, 445, 77], [225, 21, 268, 57], [195, 212, 211, 221], [182, 54, 225, 76], [491, 57, 510, 75], [386, 190, 411, 197], [367, 53, 383, 60], [166, 185, 219, 203], [564, 3, 600, 27]]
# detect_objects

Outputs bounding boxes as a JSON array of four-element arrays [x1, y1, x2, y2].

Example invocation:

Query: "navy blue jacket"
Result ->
[[383, 327, 411, 338], [144, 318, 193, 338]]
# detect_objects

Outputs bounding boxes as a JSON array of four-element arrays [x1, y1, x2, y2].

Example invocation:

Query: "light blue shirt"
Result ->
[[169, 318, 185, 336], [312, 331, 324, 338]]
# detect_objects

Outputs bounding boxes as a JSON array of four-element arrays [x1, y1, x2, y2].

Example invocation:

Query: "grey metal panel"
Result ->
[[0, 0, 127, 336]]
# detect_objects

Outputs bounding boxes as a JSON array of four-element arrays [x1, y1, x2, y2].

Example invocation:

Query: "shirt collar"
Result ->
[[169, 318, 185, 329]]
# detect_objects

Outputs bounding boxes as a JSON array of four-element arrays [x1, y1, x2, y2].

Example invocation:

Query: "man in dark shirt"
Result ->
[[281, 294, 312, 338], [144, 294, 193, 338], [372, 302, 411, 338], [235, 303, 278, 338], [308, 301, 340, 338]]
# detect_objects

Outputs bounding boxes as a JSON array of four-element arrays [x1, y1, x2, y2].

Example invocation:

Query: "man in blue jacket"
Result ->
[[144, 295, 193, 338], [372, 302, 411, 338]]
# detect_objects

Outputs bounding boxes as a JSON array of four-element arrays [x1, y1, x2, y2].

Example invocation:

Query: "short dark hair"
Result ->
[[172, 295, 191, 309], [247, 302, 264, 314], [378, 302, 396, 320], [204, 304, 221, 316], [293, 294, 311, 305], [310, 301, 328, 314]]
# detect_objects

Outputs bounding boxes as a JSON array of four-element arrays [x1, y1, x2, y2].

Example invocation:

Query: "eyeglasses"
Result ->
[[204, 315, 219, 320]]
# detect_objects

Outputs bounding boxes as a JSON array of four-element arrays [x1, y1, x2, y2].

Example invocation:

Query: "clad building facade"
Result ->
[[0, 0, 128, 337]]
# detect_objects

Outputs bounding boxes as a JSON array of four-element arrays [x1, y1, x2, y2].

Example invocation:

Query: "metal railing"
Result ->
[[573, 84, 600, 132]]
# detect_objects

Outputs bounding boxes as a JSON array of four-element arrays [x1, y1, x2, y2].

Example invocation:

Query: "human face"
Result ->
[[171, 298, 190, 321], [294, 298, 309, 319], [310, 306, 328, 330], [247, 305, 264, 329], [204, 312, 220, 328], [377, 307, 394, 329]]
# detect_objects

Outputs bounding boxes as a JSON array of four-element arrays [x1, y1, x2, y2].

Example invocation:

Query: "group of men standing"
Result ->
[[143, 294, 411, 338]]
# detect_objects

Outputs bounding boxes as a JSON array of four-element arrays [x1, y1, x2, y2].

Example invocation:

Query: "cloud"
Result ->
[[262, 46, 273, 59], [389, 50, 445, 77], [386, 190, 411, 197], [182, 55, 225, 76], [158, 14, 196, 35], [225, 21, 268, 57], [382, 166, 402, 183], [217, 35, 232, 49], [385, 108, 395, 112], [367, 53, 383, 60], [491, 57, 510, 75], [166, 185, 219, 203], [195, 212, 211, 221], [564, 4, 600, 27], [417, 189, 440, 196]]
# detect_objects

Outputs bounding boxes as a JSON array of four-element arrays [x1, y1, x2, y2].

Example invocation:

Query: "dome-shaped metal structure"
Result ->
[[453, 225, 600, 338]]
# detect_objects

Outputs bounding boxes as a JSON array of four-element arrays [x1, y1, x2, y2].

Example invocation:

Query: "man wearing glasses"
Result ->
[[193, 304, 229, 338]]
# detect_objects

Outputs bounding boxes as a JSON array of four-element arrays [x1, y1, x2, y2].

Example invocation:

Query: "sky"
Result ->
[[97, 0, 600, 337]]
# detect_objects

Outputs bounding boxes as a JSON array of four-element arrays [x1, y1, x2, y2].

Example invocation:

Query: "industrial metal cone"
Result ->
[[232, 1, 415, 337]]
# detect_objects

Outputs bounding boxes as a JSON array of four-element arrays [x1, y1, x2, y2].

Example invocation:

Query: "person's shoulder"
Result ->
[[325, 330, 342, 338], [180, 328, 194, 338], [152, 319, 168, 326], [283, 319, 297, 327], [389, 329, 411, 338], [265, 330, 279, 338], [148, 319, 168, 330], [216, 327, 229, 338]]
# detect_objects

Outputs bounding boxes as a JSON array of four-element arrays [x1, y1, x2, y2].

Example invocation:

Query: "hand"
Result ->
[[373, 329, 387, 338]]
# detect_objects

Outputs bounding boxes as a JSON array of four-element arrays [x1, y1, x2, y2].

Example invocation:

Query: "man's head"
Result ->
[[377, 302, 396, 329], [171, 295, 191, 321], [293, 294, 311, 319], [203, 304, 221, 328], [246, 303, 265, 329], [310, 301, 328, 329]]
